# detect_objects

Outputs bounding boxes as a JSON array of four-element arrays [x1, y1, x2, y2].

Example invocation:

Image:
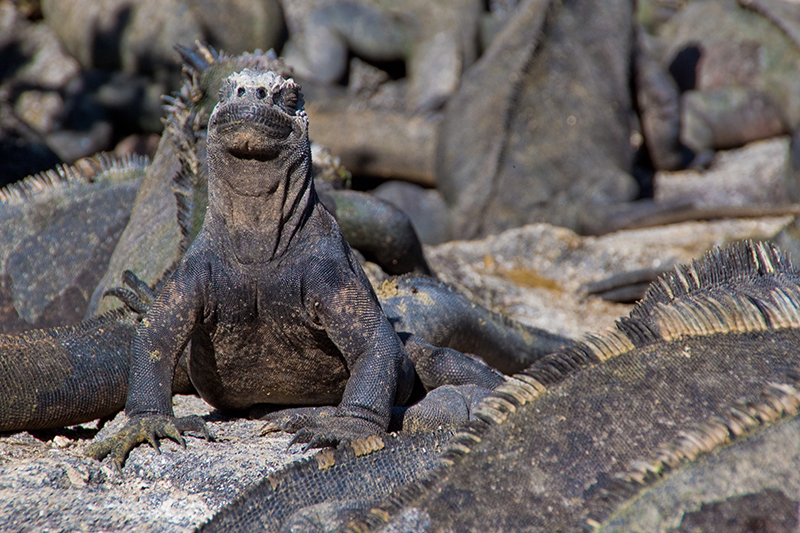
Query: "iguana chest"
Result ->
[[186, 263, 350, 410]]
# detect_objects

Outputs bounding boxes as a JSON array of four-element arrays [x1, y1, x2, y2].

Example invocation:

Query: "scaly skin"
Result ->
[[0, 270, 197, 433]]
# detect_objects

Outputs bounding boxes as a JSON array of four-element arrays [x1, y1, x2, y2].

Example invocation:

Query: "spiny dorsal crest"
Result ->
[[637, 240, 795, 311], [0, 153, 149, 206]]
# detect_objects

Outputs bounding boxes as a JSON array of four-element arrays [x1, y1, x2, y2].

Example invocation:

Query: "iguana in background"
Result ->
[[0, 154, 148, 334], [200, 240, 800, 532]]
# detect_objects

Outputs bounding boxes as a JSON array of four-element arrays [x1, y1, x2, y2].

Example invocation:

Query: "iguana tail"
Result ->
[[378, 275, 572, 374], [0, 309, 135, 432]]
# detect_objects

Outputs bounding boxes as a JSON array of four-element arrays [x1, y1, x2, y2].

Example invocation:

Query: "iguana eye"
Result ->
[[256, 87, 267, 99], [237, 87, 245, 97]]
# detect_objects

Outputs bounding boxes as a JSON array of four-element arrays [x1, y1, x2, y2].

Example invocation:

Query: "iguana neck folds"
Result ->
[[206, 69, 315, 264]]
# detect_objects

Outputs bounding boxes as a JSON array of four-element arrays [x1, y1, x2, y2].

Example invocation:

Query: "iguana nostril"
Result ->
[[256, 87, 267, 99], [237, 87, 245, 97]]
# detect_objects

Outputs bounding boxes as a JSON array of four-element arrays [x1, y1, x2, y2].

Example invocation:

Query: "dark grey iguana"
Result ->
[[0, 63, 567, 436], [89, 42, 434, 319], [80, 66, 517, 465], [0, 68, 569, 463], [200, 240, 800, 532]]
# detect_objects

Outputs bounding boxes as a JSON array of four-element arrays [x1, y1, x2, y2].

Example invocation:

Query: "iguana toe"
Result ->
[[259, 406, 336, 436], [175, 414, 211, 441]]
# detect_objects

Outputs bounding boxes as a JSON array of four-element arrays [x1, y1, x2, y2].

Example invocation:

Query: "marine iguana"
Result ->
[[78, 67, 568, 468], [199, 240, 800, 532]]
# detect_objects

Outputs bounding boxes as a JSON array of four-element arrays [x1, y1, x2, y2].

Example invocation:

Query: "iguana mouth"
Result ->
[[226, 144, 279, 162], [215, 126, 281, 160], [214, 108, 295, 160]]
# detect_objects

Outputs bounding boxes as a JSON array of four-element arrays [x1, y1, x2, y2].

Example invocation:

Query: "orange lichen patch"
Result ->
[[497, 267, 562, 291], [478, 253, 562, 291]]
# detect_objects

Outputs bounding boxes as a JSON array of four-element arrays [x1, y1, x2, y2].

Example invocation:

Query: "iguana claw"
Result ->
[[290, 429, 340, 453], [261, 407, 384, 452], [85, 414, 210, 470]]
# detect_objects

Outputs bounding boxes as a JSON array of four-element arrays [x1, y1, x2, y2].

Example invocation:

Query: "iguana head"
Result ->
[[204, 68, 317, 262], [207, 68, 309, 197]]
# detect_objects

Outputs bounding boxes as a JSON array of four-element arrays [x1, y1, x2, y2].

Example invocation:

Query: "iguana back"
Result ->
[[360, 240, 800, 532]]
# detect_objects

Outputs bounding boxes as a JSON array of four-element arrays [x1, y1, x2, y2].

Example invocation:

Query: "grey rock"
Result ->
[[437, 0, 637, 239]]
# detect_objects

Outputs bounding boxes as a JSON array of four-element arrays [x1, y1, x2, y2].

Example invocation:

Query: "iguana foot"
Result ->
[[103, 270, 157, 314], [85, 414, 210, 470], [260, 407, 384, 452]]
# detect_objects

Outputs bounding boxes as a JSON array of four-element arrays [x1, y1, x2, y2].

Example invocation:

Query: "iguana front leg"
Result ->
[[86, 267, 209, 469], [280, 257, 415, 450]]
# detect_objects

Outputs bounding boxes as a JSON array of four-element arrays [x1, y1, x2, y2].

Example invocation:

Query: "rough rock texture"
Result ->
[[648, 0, 800, 164], [437, 0, 637, 239], [41, 0, 284, 76], [281, 0, 481, 112], [655, 136, 791, 208], [426, 217, 792, 339], [0, 395, 314, 531]]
